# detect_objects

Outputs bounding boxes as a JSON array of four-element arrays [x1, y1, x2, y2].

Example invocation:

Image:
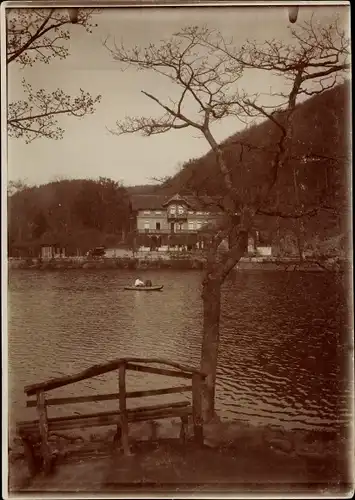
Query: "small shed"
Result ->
[[40, 243, 66, 260]]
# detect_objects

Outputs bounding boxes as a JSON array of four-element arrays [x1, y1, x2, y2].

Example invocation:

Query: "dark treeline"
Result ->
[[8, 177, 132, 257]]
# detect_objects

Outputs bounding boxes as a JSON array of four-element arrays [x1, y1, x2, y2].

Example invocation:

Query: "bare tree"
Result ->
[[7, 8, 102, 142], [104, 16, 349, 420]]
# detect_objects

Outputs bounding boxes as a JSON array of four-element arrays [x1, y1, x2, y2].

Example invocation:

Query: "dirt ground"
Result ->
[[8, 428, 353, 497]]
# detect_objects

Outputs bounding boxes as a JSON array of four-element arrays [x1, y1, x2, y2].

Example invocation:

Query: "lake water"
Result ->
[[7, 269, 352, 435]]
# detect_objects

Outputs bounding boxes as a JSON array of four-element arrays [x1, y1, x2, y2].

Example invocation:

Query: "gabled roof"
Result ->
[[130, 194, 223, 212], [162, 193, 191, 208], [130, 195, 169, 210]]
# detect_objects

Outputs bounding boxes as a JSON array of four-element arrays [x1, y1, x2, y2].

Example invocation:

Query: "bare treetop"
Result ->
[[104, 26, 249, 137], [8, 81, 101, 143], [203, 15, 349, 107], [7, 8, 99, 67], [105, 17, 349, 143], [7, 8, 102, 142], [104, 16, 349, 224]]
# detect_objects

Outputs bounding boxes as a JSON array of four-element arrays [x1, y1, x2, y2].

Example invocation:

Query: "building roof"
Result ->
[[130, 195, 168, 210], [162, 193, 192, 208], [130, 194, 222, 212]]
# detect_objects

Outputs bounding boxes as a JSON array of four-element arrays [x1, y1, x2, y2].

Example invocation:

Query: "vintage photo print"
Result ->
[[2, 0, 353, 498]]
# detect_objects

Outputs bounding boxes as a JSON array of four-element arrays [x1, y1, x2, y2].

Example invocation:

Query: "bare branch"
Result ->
[[257, 203, 336, 219], [141, 91, 202, 130], [104, 17, 348, 285], [7, 8, 99, 67], [8, 80, 102, 142], [7, 10, 102, 141]]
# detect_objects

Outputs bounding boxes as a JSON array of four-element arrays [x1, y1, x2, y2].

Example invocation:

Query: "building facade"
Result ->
[[130, 193, 273, 256], [131, 193, 223, 251], [40, 243, 66, 259]]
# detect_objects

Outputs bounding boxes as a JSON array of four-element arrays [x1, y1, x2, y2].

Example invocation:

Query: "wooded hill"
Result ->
[[157, 82, 350, 255], [8, 178, 132, 257], [8, 82, 350, 258]]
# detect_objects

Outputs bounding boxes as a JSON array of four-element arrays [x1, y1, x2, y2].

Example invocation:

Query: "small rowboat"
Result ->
[[124, 285, 164, 291]]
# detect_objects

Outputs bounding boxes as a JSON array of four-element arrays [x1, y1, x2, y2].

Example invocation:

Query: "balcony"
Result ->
[[167, 216, 188, 222], [138, 228, 198, 234]]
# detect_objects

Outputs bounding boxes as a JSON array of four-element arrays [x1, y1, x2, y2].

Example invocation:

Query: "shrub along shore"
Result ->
[[8, 255, 346, 272], [9, 256, 205, 270]]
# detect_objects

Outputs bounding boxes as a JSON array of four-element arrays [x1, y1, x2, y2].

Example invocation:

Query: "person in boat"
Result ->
[[144, 279, 152, 287], [134, 278, 145, 287]]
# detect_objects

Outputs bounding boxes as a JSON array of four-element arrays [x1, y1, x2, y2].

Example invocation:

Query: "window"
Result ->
[[156, 222, 161, 230], [188, 211, 194, 215], [177, 205, 185, 215], [188, 221, 195, 230], [144, 221, 150, 232], [169, 205, 177, 215], [170, 222, 175, 232], [143, 210, 151, 215], [155, 211, 162, 215], [197, 221, 202, 230], [196, 211, 203, 215]]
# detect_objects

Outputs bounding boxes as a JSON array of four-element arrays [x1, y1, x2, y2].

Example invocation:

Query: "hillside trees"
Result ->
[[163, 81, 350, 259], [74, 177, 132, 235], [105, 15, 349, 419], [8, 178, 132, 255], [6, 8, 101, 142]]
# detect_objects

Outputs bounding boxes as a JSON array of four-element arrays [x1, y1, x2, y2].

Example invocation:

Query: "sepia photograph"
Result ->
[[2, 0, 353, 497]]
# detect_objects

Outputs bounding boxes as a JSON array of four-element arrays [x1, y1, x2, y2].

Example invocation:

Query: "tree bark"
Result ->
[[295, 219, 304, 262], [292, 163, 304, 261], [200, 275, 222, 421]]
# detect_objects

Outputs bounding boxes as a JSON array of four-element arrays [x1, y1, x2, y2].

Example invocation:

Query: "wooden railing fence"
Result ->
[[18, 357, 206, 475]]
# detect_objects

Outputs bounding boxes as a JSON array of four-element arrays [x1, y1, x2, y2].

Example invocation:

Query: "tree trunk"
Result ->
[[292, 163, 304, 261], [293, 218, 304, 262], [200, 275, 222, 422]]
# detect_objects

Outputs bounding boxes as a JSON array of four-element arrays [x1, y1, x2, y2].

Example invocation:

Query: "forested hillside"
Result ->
[[8, 178, 131, 256], [158, 82, 350, 256], [8, 83, 350, 259], [126, 185, 160, 194]]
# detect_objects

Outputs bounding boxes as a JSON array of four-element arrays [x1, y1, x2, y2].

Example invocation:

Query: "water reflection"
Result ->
[[8, 269, 351, 433]]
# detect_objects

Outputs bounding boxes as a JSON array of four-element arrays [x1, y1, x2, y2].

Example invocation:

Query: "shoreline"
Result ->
[[8, 418, 352, 494], [8, 256, 347, 272]]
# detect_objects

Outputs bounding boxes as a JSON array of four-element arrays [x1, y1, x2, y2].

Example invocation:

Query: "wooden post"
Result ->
[[192, 374, 204, 445], [180, 415, 188, 443], [22, 438, 38, 476], [118, 362, 131, 455], [36, 391, 52, 474], [113, 426, 122, 448]]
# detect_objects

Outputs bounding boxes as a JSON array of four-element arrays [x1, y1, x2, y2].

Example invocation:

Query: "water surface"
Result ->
[[8, 269, 352, 434]]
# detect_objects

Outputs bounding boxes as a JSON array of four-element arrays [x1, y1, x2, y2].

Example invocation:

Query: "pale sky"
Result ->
[[7, 4, 349, 187]]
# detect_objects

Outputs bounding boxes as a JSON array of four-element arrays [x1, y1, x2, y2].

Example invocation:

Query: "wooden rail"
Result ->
[[24, 357, 205, 396], [26, 385, 192, 407], [18, 357, 206, 476]]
